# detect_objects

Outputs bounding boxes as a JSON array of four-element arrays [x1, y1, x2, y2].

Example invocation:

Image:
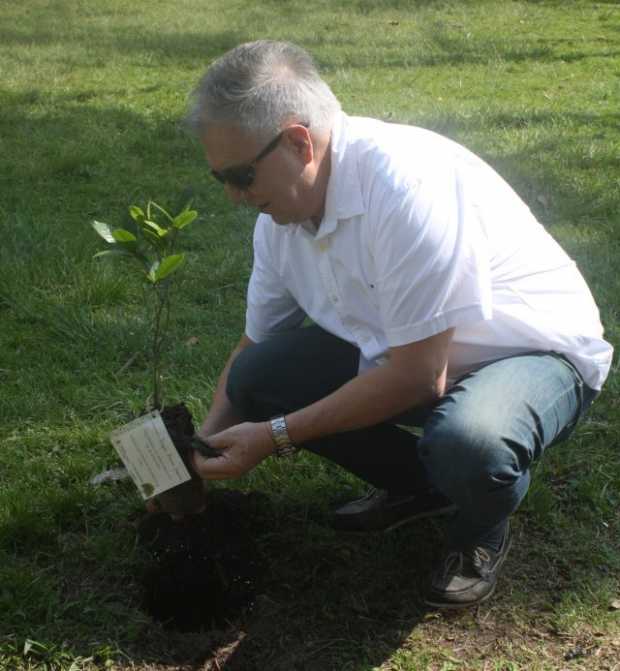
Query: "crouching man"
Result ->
[[186, 40, 613, 608]]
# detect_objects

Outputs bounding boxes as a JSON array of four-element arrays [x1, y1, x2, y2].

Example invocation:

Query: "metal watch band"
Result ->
[[269, 416, 297, 457]]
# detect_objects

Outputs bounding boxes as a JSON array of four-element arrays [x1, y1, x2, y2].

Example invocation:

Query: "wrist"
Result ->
[[268, 415, 298, 458]]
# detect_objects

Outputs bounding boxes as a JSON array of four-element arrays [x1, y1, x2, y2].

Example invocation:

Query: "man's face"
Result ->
[[201, 123, 321, 225]]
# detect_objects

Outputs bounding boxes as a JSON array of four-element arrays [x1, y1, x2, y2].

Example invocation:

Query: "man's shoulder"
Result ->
[[342, 115, 453, 186], [344, 115, 445, 153]]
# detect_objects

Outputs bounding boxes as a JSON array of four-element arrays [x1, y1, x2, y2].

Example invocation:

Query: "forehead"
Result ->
[[200, 123, 263, 170]]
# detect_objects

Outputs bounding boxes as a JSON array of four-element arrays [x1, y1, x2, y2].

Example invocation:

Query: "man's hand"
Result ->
[[192, 421, 275, 480]]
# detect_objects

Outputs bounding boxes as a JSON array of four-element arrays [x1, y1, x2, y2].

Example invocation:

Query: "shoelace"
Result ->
[[362, 487, 381, 501], [439, 547, 492, 582], [471, 547, 492, 579], [439, 551, 464, 583]]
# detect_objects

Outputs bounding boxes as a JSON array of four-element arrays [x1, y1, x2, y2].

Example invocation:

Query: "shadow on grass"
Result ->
[[2, 473, 618, 670], [142, 494, 437, 670], [1, 85, 618, 235], [0, 88, 211, 206], [0, 478, 433, 670], [0, 24, 245, 68], [1, 6, 618, 74], [135, 430, 619, 670]]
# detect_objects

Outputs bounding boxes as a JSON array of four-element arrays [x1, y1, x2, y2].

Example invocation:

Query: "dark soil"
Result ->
[[137, 488, 267, 632], [155, 403, 207, 516]]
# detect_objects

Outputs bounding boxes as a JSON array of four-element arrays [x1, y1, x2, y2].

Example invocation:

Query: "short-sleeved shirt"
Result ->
[[245, 113, 613, 390]]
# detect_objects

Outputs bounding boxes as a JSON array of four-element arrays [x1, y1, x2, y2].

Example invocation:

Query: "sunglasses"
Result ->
[[211, 123, 309, 191]]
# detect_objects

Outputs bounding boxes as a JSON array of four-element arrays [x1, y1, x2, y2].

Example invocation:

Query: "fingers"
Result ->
[[192, 449, 242, 480], [190, 422, 273, 480], [190, 433, 229, 479], [189, 421, 276, 481], [190, 434, 222, 459]]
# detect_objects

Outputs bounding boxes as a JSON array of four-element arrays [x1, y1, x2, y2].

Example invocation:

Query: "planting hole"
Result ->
[[137, 489, 265, 632]]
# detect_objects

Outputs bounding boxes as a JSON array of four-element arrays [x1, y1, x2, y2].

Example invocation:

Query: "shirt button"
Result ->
[[318, 240, 329, 252]]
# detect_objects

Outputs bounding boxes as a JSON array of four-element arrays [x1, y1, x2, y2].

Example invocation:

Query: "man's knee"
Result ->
[[418, 414, 528, 504]]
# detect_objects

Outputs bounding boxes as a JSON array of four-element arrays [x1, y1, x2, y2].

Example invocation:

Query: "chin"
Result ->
[[272, 214, 295, 226]]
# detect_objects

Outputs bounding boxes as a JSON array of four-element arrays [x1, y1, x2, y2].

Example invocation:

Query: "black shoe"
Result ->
[[330, 487, 457, 532], [424, 521, 512, 608]]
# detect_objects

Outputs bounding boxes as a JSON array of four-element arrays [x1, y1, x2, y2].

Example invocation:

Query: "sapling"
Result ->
[[92, 201, 197, 410], [92, 203, 260, 626], [92, 201, 210, 514]]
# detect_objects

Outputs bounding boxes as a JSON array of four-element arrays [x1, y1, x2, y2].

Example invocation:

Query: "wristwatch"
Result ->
[[269, 416, 298, 457]]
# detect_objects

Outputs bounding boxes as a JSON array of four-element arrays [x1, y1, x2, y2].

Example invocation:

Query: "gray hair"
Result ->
[[186, 40, 341, 140]]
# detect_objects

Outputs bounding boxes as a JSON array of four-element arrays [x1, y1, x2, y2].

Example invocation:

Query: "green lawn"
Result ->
[[1, 1, 619, 669]]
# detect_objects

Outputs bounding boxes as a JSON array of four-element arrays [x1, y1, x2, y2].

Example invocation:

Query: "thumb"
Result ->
[[191, 434, 225, 459], [203, 429, 230, 451], [190, 432, 230, 479]]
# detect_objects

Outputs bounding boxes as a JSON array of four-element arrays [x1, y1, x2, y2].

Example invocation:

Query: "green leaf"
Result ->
[[23, 639, 47, 656], [141, 227, 163, 249], [173, 209, 198, 229], [112, 228, 137, 243], [154, 253, 185, 281], [94, 249, 150, 269], [149, 201, 174, 223], [141, 219, 168, 237], [93, 249, 135, 260], [147, 260, 160, 283], [92, 220, 115, 243], [129, 205, 145, 221]]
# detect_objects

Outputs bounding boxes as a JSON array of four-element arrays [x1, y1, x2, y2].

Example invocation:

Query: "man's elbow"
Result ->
[[416, 367, 448, 406], [422, 382, 445, 407]]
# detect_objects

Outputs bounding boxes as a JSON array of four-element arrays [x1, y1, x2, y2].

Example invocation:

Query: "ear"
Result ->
[[284, 124, 313, 165]]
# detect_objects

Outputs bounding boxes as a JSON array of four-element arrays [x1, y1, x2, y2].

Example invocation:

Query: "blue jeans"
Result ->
[[415, 352, 597, 545], [226, 326, 597, 546]]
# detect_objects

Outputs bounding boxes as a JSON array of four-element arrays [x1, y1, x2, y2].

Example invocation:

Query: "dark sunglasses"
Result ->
[[211, 123, 309, 191]]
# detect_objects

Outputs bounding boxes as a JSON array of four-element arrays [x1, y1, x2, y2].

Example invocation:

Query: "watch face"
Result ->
[[271, 418, 291, 445], [270, 417, 296, 456]]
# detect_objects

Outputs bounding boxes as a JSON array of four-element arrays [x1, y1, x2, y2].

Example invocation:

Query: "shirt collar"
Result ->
[[314, 112, 366, 240]]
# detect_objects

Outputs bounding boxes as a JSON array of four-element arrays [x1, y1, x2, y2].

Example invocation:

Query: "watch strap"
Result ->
[[269, 416, 297, 457]]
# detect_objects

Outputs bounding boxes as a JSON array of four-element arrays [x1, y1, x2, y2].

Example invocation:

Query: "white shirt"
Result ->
[[246, 113, 613, 390]]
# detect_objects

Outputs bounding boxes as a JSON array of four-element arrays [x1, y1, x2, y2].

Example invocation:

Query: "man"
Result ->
[[185, 40, 612, 608]]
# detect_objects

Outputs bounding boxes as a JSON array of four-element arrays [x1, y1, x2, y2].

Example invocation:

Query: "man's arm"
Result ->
[[196, 333, 255, 438], [192, 328, 454, 480], [286, 327, 453, 444]]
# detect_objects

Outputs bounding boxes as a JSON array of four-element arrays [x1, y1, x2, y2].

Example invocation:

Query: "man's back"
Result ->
[[250, 113, 612, 388]]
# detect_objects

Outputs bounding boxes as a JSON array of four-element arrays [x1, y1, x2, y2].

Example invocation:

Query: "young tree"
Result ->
[[92, 201, 198, 409]]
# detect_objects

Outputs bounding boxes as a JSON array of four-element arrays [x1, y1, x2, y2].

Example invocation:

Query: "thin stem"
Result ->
[[148, 220, 178, 410], [151, 284, 167, 410]]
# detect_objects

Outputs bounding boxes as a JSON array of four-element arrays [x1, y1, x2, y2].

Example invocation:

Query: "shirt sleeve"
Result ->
[[370, 163, 493, 346], [245, 217, 306, 342]]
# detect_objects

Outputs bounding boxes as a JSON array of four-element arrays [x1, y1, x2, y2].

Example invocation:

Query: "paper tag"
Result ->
[[110, 410, 191, 500]]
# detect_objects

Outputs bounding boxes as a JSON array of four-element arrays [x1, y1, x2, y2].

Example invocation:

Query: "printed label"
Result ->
[[110, 411, 190, 499]]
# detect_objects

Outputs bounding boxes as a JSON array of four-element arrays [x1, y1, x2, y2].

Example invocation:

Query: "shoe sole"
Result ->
[[424, 583, 498, 609], [423, 528, 513, 609]]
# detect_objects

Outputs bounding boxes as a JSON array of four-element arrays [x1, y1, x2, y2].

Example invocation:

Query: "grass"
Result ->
[[1, 0, 619, 669]]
